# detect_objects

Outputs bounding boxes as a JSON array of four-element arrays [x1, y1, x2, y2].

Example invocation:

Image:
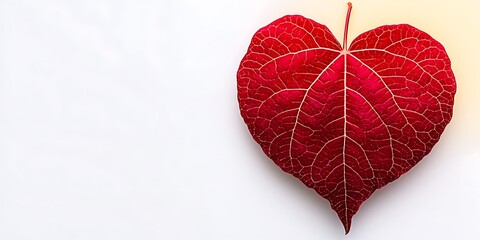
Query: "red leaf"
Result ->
[[237, 2, 456, 233]]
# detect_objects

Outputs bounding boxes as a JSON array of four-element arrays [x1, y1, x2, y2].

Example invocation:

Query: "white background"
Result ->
[[1, 0, 479, 239]]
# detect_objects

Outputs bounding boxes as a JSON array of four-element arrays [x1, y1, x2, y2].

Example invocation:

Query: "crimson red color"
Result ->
[[237, 3, 456, 233]]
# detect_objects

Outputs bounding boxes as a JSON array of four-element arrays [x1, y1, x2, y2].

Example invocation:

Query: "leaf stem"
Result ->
[[342, 2, 353, 50]]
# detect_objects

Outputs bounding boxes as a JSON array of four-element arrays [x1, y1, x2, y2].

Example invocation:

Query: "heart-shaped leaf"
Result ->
[[237, 3, 456, 233]]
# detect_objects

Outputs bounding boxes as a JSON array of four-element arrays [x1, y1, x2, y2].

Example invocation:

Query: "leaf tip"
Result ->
[[342, 219, 352, 235]]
